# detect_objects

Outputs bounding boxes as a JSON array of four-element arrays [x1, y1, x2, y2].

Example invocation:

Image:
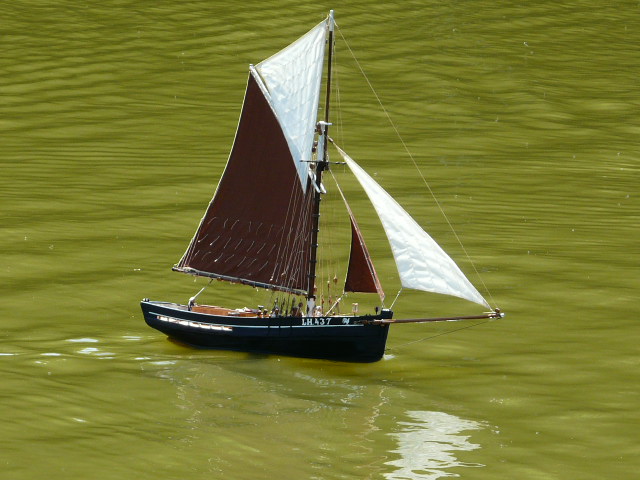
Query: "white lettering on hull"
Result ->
[[300, 317, 351, 326]]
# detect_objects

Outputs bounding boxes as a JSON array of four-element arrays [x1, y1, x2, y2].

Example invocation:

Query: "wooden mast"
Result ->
[[307, 11, 335, 305]]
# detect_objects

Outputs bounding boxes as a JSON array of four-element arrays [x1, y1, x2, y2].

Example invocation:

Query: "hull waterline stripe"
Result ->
[[148, 311, 366, 329], [153, 313, 235, 331]]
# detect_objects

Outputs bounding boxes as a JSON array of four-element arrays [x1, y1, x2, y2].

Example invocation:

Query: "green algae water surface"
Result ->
[[2, 1, 638, 479]]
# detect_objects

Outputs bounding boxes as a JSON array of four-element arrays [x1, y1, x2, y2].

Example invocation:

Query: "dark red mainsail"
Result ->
[[174, 73, 314, 294]]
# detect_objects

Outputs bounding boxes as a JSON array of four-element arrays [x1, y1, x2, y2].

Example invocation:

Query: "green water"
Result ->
[[2, 1, 638, 479]]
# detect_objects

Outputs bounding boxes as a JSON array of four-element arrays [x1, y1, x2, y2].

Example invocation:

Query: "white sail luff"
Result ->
[[337, 146, 490, 308], [255, 20, 327, 190]]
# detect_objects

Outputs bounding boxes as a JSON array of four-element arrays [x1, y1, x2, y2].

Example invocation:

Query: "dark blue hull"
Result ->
[[141, 300, 391, 362]]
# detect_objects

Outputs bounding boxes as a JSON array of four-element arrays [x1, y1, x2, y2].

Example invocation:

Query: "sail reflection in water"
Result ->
[[385, 411, 484, 480]]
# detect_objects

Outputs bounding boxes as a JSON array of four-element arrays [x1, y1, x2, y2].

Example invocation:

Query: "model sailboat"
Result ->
[[141, 11, 502, 361]]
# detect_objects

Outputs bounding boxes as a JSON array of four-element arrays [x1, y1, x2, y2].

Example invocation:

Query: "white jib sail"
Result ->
[[254, 20, 327, 190], [337, 146, 490, 308]]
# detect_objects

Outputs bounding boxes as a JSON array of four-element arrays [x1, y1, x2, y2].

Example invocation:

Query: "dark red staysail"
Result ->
[[344, 206, 384, 299], [174, 74, 314, 294]]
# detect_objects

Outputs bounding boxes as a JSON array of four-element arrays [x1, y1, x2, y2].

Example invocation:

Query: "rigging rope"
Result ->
[[387, 319, 493, 351], [389, 288, 403, 309], [335, 22, 496, 309]]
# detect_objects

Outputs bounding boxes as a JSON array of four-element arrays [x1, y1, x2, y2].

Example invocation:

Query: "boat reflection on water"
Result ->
[[385, 411, 484, 480]]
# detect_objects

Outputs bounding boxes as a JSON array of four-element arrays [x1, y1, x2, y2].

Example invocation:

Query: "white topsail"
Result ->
[[254, 20, 328, 190], [337, 146, 490, 308]]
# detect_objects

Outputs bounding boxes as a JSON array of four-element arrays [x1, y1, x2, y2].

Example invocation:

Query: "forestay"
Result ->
[[336, 145, 490, 308]]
